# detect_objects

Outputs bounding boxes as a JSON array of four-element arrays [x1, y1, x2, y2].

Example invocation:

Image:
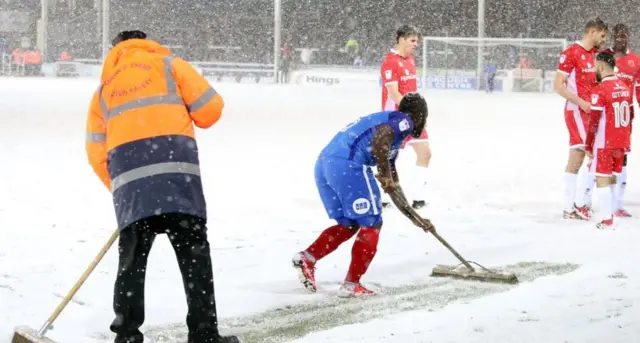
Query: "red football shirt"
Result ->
[[380, 50, 417, 110], [587, 75, 632, 151], [614, 50, 640, 122], [613, 51, 640, 90], [557, 41, 598, 111]]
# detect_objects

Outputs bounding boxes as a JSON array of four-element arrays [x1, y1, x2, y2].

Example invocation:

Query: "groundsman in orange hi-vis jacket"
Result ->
[[85, 31, 223, 230], [85, 31, 240, 343]]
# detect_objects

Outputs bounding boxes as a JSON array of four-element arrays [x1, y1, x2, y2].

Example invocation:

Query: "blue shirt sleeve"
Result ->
[[387, 112, 414, 141]]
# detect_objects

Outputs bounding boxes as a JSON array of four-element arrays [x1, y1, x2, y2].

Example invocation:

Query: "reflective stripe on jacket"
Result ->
[[85, 39, 224, 229]]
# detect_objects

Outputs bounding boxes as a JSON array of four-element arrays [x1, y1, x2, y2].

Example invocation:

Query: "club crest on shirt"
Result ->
[[399, 119, 410, 131]]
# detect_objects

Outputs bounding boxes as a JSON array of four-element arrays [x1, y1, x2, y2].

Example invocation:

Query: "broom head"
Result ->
[[11, 326, 56, 343], [431, 262, 519, 284]]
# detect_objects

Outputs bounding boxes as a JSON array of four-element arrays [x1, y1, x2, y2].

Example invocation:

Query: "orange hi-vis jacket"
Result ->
[[85, 39, 224, 229]]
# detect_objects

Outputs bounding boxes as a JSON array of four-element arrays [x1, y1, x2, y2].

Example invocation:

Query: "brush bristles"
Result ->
[[431, 266, 519, 284], [11, 327, 56, 343], [12, 333, 37, 343]]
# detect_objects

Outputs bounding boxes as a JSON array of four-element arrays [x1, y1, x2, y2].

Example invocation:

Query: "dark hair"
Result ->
[[112, 30, 147, 46], [399, 92, 427, 118], [584, 17, 608, 33], [399, 92, 428, 137], [612, 23, 629, 35], [396, 24, 420, 43], [596, 51, 616, 69]]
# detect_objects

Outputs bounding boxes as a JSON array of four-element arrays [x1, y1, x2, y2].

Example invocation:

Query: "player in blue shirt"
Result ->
[[484, 61, 497, 93], [292, 93, 432, 297]]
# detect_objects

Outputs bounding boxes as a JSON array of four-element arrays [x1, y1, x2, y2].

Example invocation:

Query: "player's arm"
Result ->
[[585, 90, 604, 153], [85, 89, 111, 191], [369, 125, 407, 206], [371, 125, 431, 229], [635, 83, 640, 120], [554, 72, 590, 111], [634, 68, 640, 122], [389, 154, 399, 182], [381, 63, 403, 105], [554, 53, 590, 111], [171, 57, 224, 129], [371, 125, 396, 185], [388, 153, 413, 204], [385, 83, 404, 105]]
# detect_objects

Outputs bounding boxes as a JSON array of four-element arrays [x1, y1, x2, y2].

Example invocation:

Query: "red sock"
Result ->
[[345, 227, 380, 284], [305, 224, 355, 261]]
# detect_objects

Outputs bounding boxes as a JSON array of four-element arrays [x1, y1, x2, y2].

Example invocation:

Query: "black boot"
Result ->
[[412, 200, 426, 209], [187, 333, 240, 343], [217, 336, 240, 343], [113, 330, 144, 343]]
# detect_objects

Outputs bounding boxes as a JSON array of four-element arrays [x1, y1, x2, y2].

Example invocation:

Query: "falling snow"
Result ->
[[2, 1, 640, 342]]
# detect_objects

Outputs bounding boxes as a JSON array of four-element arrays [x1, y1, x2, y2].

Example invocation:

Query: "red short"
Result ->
[[565, 106, 588, 149], [401, 128, 429, 148], [589, 148, 625, 176]]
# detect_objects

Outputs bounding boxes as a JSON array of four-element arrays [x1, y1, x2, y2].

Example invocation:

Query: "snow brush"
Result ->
[[12, 229, 120, 343], [388, 191, 519, 284]]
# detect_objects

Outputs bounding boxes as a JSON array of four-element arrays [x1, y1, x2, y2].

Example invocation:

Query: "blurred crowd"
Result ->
[[1, 0, 640, 70]]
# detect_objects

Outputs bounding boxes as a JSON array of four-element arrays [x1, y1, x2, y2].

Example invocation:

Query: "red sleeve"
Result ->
[[634, 66, 640, 121], [634, 87, 638, 122], [585, 88, 604, 151], [557, 48, 575, 75], [380, 58, 400, 86]]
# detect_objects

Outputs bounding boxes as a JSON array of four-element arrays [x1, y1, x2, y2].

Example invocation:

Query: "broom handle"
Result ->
[[389, 190, 475, 271], [426, 230, 475, 271], [38, 228, 120, 336]]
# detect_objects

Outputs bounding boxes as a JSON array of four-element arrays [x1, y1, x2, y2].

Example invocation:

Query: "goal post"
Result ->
[[420, 36, 569, 93]]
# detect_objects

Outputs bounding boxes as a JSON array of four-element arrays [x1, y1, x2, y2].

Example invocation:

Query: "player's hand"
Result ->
[[413, 217, 435, 233], [375, 174, 398, 193], [578, 99, 591, 113], [586, 149, 593, 159]]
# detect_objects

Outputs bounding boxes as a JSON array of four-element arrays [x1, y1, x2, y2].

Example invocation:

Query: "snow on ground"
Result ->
[[1, 77, 639, 343]]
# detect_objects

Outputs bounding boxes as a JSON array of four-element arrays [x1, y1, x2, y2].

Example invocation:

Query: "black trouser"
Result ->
[[111, 213, 220, 343]]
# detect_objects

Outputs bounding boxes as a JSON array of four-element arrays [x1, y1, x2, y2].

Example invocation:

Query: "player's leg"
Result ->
[[303, 160, 383, 296], [564, 108, 588, 219], [407, 129, 431, 209], [330, 164, 384, 297], [613, 152, 631, 217], [577, 114, 596, 214], [292, 157, 358, 292], [580, 159, 597, 210], [593, 149, 618, 229], [378, 164, 392, 208], [576, 158, 596, 215]]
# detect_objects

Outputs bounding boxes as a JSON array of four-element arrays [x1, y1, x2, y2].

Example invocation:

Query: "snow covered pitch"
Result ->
[[1, 78, 639, 343]]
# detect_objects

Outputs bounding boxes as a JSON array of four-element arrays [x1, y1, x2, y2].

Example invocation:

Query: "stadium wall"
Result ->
[[34, 62, 556, 93]]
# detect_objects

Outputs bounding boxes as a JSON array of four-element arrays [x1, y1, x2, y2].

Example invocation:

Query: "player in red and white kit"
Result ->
[[579, 23, 639, 218], [554, 17, 608, 220], [379, 24, 430, 210], [584, 51, 632, 229]]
